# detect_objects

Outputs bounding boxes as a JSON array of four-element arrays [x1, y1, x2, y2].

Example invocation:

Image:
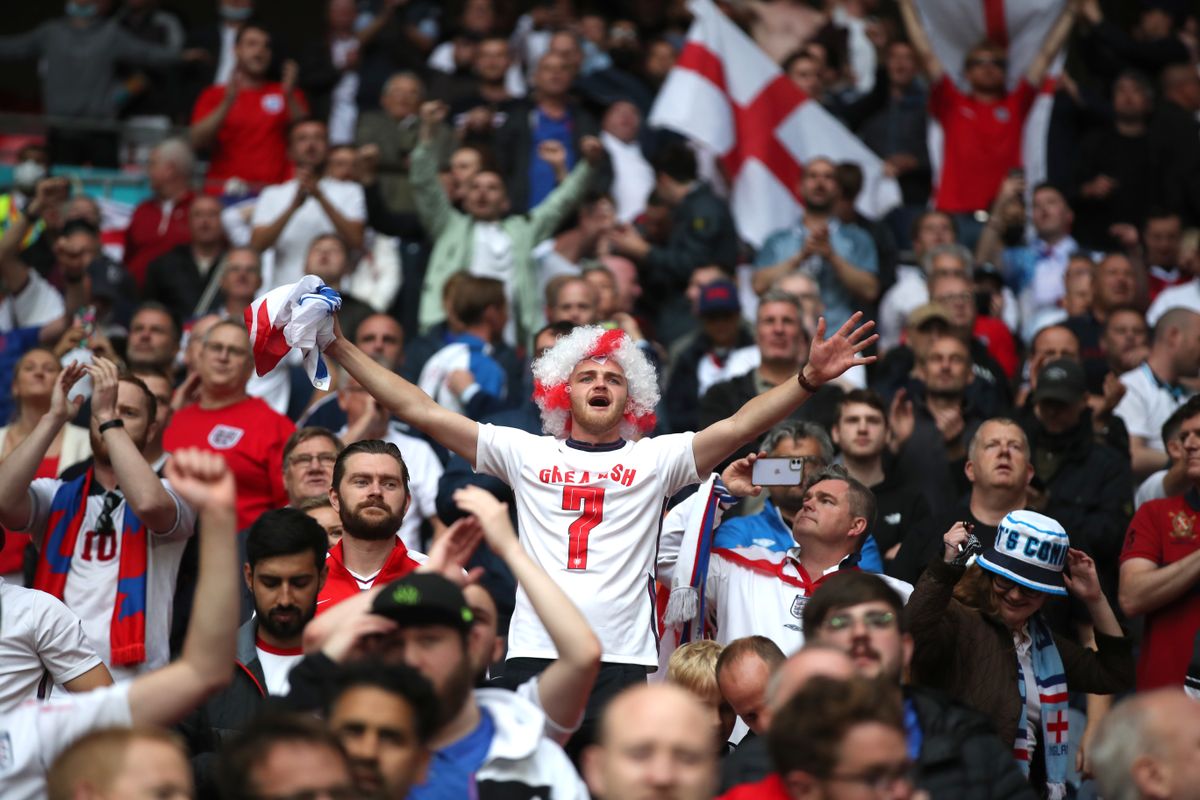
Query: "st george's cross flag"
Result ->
[[648, 0, 901, 247], [915, 0, 1067, 195]]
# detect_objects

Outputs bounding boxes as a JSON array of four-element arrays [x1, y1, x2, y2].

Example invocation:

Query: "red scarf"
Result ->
[[34, 469, 149, 666], [317, 538, 421, 613]]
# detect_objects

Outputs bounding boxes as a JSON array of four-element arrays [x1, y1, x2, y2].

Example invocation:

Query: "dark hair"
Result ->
[[283, 426, 345, 469], [834, 162, 863, 201], [835, 388, 887, 426], [451, 275, 506, 327], [1143, 207, 1181, 228], [132, 301, 182, 342], [287, 117, 327, 142], [332, 439, 410, 498], [234, 19, 271, 46], [1115, 68, 1155, 102], [111, 371, 157, 426], [61, 218, 99, 239], [309, 232, 350, 260], [716, 635, 785, 680], [246, 507, 329, 573], [911, 210, 956, 242], [802, 571, 906, 639], [218, 714, 349, 800], [781, 48, 818, 75], [1170, 395, 1200, 445], [327, 661, 441, 744], [768, 676, 903, 778], [651, 142, 697, 183]]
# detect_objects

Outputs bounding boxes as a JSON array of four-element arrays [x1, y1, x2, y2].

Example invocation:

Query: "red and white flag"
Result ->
[[915, 0, 1067, 191], [649, 0, 901, 247]]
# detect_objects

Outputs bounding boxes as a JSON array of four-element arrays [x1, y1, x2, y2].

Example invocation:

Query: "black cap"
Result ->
[[371, 573, 475, 631], [1034, 359, 1086, 405]]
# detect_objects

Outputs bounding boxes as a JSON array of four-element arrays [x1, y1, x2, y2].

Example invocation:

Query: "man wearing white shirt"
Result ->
[[0, 574, 112, 712], [600, 100, 654, 224], [250, 119, 365, 290]]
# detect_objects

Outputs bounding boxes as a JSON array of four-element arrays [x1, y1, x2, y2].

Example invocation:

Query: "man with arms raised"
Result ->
[[326, 313, 876, 728]]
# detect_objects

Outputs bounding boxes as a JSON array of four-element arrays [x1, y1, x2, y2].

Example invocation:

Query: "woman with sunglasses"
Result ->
[[905, 510, 1133, 800]]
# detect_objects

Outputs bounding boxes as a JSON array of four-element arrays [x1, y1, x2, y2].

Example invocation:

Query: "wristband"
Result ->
[[797, 369, 821, 394], [98, 419, 125, 434]]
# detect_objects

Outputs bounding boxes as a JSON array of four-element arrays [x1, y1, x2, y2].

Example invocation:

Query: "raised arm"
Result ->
[[190, 79, 240, 151], [896, 0, 944, 83], [89, 358, 178, 532], [0, 362, 85, 531], [324, 324, 479, 464], [1026, 0, 1080, 87], [691, 313, 877, 475], [454, 486, 601, 739], [128, 449, 238, 725]]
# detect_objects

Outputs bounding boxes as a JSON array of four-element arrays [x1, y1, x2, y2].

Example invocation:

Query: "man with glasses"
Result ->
[[164, 320, 296, 530], [0, 357, 195, 682], [896, 0, 1078, 246], [803, 572, 1034, 799], [282, 427, 344, 509]]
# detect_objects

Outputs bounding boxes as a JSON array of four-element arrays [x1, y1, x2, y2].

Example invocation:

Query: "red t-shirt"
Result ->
[[163, 396, 293, 530], [974, 316, 1019, 379], [719, 773, 789, 800], [123, 192, 194, 287], [1120, 491, 1200, 690], [191, 83, 308, 192], [930, 76, 1038, 213]]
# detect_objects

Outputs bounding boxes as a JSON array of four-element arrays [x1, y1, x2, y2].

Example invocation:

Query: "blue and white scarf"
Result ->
[[1014, 614, 1069, 800]]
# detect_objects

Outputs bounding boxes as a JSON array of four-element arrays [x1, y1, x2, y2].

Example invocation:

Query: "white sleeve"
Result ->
[[250, 185, 287, 227], [9, 270, 64, 329], [150, 481, 197, 540], [34, 683, 132, 768], [651, 432, 702, 497], [31, 591, 103, 685], [1113, 380, 1152, 441], [515, 676, 579, 745], [23, 478, 65, 547], [337, 182, 366, 222], [656, 493, 699, 585], [474, 424, 537, 484]]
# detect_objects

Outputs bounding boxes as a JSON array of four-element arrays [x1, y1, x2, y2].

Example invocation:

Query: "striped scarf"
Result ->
[[1014, 615, 1069, 800], [33, 469, 149, 667]]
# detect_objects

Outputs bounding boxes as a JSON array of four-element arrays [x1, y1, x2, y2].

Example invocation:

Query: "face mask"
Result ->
[[219, 3, 253, 21], [13, 160, 46, 193], [65, 1, 97, 18]]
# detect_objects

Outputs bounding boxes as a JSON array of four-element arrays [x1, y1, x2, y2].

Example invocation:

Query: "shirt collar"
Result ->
[[784, 547, 855, 575], [565, 437, 626, 452]]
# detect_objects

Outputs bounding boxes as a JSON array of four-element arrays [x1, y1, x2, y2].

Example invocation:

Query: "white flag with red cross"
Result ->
[[648, 0, 901, 248], [915, 0, 1067, 192]]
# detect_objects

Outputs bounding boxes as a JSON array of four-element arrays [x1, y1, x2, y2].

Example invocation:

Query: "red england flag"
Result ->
[[649, 0, 901, 248], [915, 0, 1067, 192]]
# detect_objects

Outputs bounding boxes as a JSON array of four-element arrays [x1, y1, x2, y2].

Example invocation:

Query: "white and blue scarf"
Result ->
[[1014, 615, 1069, 800]]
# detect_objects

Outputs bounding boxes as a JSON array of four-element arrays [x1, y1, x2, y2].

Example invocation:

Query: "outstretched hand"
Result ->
[[803, 312, 877, 386]]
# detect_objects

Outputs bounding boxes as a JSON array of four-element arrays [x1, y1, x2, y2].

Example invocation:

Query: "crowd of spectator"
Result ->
[[2, 0, 1200, 799]]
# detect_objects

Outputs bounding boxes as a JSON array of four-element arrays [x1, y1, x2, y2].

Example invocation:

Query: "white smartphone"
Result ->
[[751, 457, 807, 486]]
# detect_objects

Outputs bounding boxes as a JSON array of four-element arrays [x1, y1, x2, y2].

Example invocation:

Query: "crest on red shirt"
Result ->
[[207, 424, 245, 450], [1169, 510, 1196, 541], [261, 94, 284, 114]]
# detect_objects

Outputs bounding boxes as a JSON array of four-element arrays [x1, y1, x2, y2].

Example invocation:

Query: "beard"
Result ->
[[257, 601, 316, 640], [341, 500, 404, 541], [569, 393, 626, 438], [436, 653, 476, 728]]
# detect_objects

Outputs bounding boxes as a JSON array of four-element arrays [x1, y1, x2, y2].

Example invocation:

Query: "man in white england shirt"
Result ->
[[250, 118, 365, 289], [325, 311, 877, 730], [0, 358, 196, 682], [0, 447, 240, 800]]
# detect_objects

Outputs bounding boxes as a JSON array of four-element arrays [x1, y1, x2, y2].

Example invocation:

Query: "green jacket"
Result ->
[[410, 141, 594, 342]]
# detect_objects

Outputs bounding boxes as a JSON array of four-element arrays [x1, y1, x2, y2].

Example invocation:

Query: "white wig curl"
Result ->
[[531, 326, 659, 439]]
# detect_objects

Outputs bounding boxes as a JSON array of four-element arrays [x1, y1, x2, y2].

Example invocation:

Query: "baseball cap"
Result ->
[[976, 510, 1070, 596], [697, 280, 740, 316], [371, 573, 475, 631], [906, 303, 951, 331], [1033, 359, 1086, 405]]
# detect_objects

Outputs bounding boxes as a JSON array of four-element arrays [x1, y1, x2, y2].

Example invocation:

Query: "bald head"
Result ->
[[586, 684, 718, 800], [762, 645, 856, 731], [1091, 688, 1200, 800]]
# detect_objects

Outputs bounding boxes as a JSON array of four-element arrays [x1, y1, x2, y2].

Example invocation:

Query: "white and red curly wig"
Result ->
[[531, 326, 658, 439]]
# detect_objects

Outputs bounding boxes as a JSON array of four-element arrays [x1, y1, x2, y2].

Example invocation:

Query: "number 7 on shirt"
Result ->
[[562, 485, 604, 571]]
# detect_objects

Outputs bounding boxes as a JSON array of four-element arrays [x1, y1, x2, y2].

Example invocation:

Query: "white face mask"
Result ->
[[219, 3, 253, 21], [13, 160, 46, 194]]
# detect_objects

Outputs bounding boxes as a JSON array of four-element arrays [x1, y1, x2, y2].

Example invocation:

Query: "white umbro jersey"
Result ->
[[476, 425, 700, 666], [707, 546, 914, 655]]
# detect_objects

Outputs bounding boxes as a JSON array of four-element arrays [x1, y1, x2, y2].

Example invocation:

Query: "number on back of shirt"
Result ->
[[562, 485, 604, 571]]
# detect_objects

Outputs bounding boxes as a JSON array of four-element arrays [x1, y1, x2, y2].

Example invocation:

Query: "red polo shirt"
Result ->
[[930, 76, 1038, 213], [1120, 489, 1200, 689], [123, 191, 194, 287]]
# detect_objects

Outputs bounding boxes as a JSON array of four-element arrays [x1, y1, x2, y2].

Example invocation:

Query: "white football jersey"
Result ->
[[707, 546, 914, 655], [476, 425, 700, 666]]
